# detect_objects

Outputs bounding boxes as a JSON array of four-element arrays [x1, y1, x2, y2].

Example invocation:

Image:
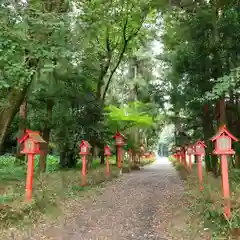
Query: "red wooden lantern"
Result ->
[[79, 140, 90, 186], [187, 145, 194, 170], [210, 125, 238, 219], [194, 140, 206, 191], [187, 146, 194, 155], [20, 130, 45, 154], [194, 140, 206, 156], [113, 132, 125, 170], [18, 130, 46, 202], [104, 145, 111, 156], [114, 132, 125, 146], [210, 125, 238, 155], [80, 140, 89, 155]]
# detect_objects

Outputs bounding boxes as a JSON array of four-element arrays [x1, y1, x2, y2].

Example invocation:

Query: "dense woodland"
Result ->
[[163, 1, 240, 237], [1, 0, 240, 237], [0, 0, 168, 169], [162, 1, 240, 175]]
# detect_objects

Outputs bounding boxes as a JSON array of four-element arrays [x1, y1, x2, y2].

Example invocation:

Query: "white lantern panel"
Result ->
[[81, 145, 87, 153], [196, 145, 204, 154], [187, 148, 193, 154], [105, 149, 110, 155], [217, 136, 231, 150], [26, 139, 33, 151], [116, 137, 123, 145]]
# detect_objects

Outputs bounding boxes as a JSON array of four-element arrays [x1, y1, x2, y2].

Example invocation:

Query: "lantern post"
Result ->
[[194, 140, 206, 191], [18, 130, 46, 201], [104, 145, 111, 177], [176, 147, 181, 163], [182, 146, 187, 168], [80, 140, 89, 186], [180, 149, 185, 165], [210, 125, 238, 219], [114, 132, 125, 174], [187, 145, 194, 171]]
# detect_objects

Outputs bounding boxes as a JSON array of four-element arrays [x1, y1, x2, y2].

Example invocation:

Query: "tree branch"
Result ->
[[102, 15, 147, 101], [96, 27, 112, 98]]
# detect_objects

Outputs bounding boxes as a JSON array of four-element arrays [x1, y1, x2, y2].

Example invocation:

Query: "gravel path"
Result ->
[[9, 157, 185, 240]]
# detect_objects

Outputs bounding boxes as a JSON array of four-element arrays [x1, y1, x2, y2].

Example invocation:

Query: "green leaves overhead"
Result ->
[[205, 68, 240, 101], [0, 0, 168, 155], [161, 2, 240, 144], [105, 101, 154, 130]]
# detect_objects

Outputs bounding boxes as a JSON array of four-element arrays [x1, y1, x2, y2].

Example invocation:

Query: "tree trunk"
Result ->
[[116, 145, 118, 165], [16, 99, 27, 162], [0, 88, 28, 152], [229, 92, 240, 168], [87, 146, 95, 169], [59, 147, 77, 168], [212, 98, 226, 177], [59, 149, 67, 168], [66, 150, 77, 168], [218, 97, 226, 126], [236, 155, 240, 169], [99, 143, 105, 164], [39, 99, 54, 172], [202, 103, 215, 173]]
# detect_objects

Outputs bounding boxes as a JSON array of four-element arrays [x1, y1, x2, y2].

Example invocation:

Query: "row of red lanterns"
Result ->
[[173, 125, 238, 220], [18, 130, 128, 202], [80, 132, 130, 185]]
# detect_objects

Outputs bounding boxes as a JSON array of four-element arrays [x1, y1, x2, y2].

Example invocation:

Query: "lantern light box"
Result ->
[[20, 130, 46, 154], [114, 132, 125, 146], [210, 125, 238, 155], [80, 140, 90, 155], [187, 146, 193, 155], [194, 141, 206, 155], [104, 145, 111, 156]]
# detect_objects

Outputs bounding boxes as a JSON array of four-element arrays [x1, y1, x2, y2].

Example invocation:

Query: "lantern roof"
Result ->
[[113, 131, 126, 140], [210, 125, 238, 142], [104, 144, 110, 150], [195, 140, 206, 148], [19, 130, 45, 144], [80, 140, 89, 147]]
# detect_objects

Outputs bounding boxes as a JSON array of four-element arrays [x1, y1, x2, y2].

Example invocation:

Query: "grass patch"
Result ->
[[169, 156, 190, 180], [170, 155, 240, 239], [0, 153, 149, 231], [139, 157, 156, 167], [0, 154, 120, 229]]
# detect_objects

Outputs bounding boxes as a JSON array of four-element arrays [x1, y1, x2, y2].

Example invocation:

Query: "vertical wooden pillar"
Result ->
[[106, 155, 110, 177], [189, 154, 192, 170], [81, 155, 87, 186], [26, 153, 34, 201], [221, 155, 231, 219], [198, 155, 203, 191]]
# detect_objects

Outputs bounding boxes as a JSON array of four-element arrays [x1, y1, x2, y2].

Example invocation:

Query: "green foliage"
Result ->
[[161, 2, 240, 149], [105, 101, 154, 131], [205, 67, 240, 100], [0, 0, 169, 232]]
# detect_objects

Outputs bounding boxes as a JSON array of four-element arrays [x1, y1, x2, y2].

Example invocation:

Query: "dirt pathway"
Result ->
[[8, 157, 185, 240]]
